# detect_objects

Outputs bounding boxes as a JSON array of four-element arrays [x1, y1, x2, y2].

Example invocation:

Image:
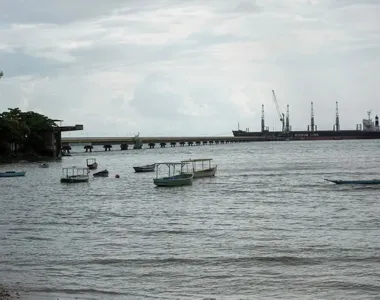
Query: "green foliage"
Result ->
[[0, 108, 58, 152]]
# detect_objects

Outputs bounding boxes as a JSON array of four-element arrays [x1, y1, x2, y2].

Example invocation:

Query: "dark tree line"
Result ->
[[0, 108, 58, 156]]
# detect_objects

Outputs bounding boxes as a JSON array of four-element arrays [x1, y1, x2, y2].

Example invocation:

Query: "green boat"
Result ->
[[153, 162, 193, 187], [0, 171, 26, 178]]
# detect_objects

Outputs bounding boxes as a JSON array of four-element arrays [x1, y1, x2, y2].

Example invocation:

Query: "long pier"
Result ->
[[61, 136, 258, 152]]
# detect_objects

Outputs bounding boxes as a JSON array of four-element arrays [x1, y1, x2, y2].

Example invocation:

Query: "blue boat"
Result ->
[[0, 171, 26, 178], [325, 178, 380, 185]]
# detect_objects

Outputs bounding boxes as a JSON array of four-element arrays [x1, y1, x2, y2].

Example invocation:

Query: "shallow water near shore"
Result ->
[[1, 140, 380, 299]]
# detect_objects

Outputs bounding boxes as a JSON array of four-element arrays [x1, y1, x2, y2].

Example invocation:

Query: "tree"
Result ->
[[0, 108, 58, 154]]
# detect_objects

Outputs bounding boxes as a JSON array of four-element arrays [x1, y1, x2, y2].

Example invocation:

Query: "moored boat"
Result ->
[[40, 163, 49, 168], [86, 158, 98, 170], [93, 169, 109, 177], [325, 178, 380, 185], [181, 158, 217, 178], [133, 164, 155, 173], [153, 162, 193, 187], [0, 171, 26, 178], [60, 167, 90, 183]]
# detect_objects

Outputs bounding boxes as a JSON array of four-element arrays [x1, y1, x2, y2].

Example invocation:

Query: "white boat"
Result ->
[[60, 167, 90, 183], [153, 162, 193, 187], [181, 158, 217, 178]]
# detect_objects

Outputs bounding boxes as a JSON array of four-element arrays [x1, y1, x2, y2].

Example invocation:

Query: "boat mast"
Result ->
[[261, 104, 265, 132], [310, 101, 315, 131], [285, 105, 290, 132], [334, 101, 340, 131]]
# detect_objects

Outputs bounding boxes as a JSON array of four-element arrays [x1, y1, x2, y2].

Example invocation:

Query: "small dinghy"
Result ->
[[153, 162, 193, 187], [40, 163, 49, 168], [0, 171, 26, 178], [133, 164, 155, 173], [60, 167, 89, 183], [181, 158, 217, 178], [93, 169, 109, 177], [325, 178, 380, 185], [86, 158, 98, 170]]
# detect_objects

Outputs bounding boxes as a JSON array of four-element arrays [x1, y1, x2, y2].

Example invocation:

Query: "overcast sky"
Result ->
[[0, 0, 379, 137]]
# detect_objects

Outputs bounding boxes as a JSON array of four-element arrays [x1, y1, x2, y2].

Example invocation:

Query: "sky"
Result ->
[[0, 0, 379, 137]]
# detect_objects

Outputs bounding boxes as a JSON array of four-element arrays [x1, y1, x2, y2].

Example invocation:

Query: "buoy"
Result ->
[[115, 174, 120, 178]]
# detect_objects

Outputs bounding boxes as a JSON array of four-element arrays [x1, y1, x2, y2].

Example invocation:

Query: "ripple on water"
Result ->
[[1, 141, 380, 299]]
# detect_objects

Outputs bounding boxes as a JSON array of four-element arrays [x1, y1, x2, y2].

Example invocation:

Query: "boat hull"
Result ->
[[232, 130, 380, 141], [0, 171, 26, 178], [60, 175, 89, 183], [182, 166, 217, 178], [134, 164, 155, 173], [325, 179, 380, 185], [93, 170, 109, 177], [154, 174, 193, 187], [87, 163, 98, 170]]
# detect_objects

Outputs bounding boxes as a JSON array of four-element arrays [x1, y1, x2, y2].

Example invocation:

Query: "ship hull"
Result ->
[[232, 130, 380, 141]]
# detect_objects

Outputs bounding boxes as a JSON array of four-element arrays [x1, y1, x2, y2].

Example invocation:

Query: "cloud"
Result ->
[[0, 0, 379, 137]]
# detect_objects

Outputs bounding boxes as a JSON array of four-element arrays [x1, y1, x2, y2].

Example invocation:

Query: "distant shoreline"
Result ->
[[0, 151, 60, 164]]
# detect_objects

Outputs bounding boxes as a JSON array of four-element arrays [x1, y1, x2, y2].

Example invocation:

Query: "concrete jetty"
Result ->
[[61, 135, 260, 153]]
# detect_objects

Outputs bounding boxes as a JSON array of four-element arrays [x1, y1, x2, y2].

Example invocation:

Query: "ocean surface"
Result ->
[[0, 140, 380, 300]]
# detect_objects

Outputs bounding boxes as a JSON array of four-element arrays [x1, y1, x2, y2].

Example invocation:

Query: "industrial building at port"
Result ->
[[232, 90, 380, 140]]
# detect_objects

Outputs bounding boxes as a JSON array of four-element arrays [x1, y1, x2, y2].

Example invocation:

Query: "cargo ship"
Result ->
[[232, 91, 380, 141]]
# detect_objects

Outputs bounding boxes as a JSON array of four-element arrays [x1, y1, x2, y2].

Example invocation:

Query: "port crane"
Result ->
[[272, 89, 285, 132]]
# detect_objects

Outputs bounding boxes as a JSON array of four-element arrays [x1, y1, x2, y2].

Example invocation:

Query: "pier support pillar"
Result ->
[[104, 145, 112, 151], [62, 145, 71, 154], [120, 144, 128, 150], [84, 145, 93, 152]]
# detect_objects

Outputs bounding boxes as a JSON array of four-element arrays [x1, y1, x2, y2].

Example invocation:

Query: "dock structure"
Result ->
[[44, 124, 84, 157], [61, 135, 261, 153]]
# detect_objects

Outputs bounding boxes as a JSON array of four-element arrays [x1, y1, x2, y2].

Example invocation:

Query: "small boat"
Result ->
[[0, 171, 26, 178], [153, 162, 193, 187], [93, 169, 109, 177], [325, 178, 380, 185], [40, 163, 49, 168], [133, 164, 155, 173], [181, 158, 217, 178], [86, 158, 98, 170], [60, 167, 89, 183]]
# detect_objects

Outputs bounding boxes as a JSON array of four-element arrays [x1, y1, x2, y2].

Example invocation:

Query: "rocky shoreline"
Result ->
[[0, 286, 20, 299], [0, 151, 59, 164]]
